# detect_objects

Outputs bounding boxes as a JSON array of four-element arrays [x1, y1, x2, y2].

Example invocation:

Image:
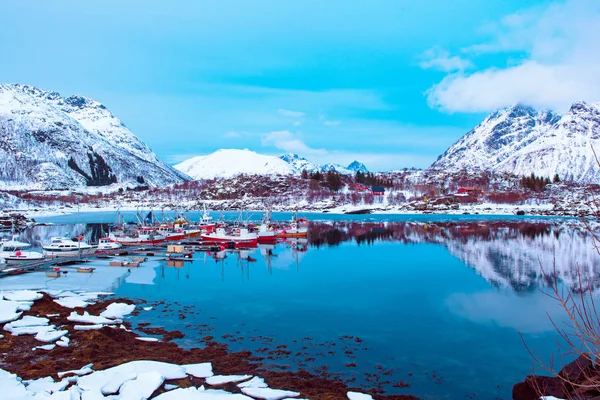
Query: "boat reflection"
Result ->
[[13, 219, 600, 293]]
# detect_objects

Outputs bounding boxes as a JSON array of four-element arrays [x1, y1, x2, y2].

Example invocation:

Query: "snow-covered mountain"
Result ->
[[0, 84, 187, 190], [176, 150, 369, 180], [279, 153, 319, 173], [174, 149, 296, 179], [431, 102, 600, 183], [347, 160, 368, 174], [278, 153, 368, 175]]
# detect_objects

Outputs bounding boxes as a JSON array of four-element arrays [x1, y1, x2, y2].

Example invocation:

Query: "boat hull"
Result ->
[[257, 234, 277, 244], [43, 247, 98, 258], [276, 231, 308, 238], [201, 235, 258, 247]]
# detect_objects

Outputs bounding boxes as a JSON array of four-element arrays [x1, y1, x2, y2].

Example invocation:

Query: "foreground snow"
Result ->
[[0, 289, 377, 400]]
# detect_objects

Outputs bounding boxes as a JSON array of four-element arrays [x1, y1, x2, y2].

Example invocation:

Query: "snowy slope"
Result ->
[[177, 150, 369, 180], [431, 102, 600, 183], [278, 153, 368, 175], [0, 84, 187, 190], [347, 161, 368, 174], [174, 149, 295, 179], [279, 153, 319, 173]]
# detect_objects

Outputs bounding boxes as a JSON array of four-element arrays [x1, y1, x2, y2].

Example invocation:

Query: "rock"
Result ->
[[559, 353, 593, 383], [512, 375, 565, 400]]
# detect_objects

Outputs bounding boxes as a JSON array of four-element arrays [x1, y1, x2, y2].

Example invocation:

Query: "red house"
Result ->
[[456, 187, 482, 195]]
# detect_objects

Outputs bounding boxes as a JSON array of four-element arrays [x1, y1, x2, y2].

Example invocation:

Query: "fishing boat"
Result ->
[[198, 204, 216, 233], [257, 211, 277, 244], [97, 237, 122, 251], [276, 214, 309, 238], [201, 227, 258, 247], [0, 239, 44, 264], [42, 237, 97, 258], [109, 227, 166, 246]]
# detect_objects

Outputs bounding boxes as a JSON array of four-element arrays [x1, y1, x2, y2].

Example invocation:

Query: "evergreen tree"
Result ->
[[553, 173, 561, 183]]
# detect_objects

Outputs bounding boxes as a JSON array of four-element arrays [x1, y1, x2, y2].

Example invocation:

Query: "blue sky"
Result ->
[[2, 0, 598, 171]]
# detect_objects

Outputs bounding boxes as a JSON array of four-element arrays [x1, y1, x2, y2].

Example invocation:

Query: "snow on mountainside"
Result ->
[[278, 153, 366, 175], [279, 153, 319, 173], [176, 150, 370, 180], [431, 102, 600, 183], [347, 160, 368, 173], [0, 84, 187, 190], [174, 149, 295, 179]]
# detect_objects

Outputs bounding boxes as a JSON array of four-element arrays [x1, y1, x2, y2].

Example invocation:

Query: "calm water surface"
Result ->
[[27, 213, 598, 399]]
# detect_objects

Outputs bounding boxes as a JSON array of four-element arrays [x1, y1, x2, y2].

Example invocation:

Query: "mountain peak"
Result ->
[[431, 100, 600, 183], [347, 160, 368, 173], [0, 83, 186, 189]]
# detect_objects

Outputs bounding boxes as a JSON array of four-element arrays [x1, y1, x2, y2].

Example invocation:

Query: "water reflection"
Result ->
[[6, 219, 599, 294], [308, 220, 600, 293]]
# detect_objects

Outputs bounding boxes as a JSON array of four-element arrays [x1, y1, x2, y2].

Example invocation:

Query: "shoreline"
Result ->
[[11, 203, 575, 221], [1, 292, 418, 400]]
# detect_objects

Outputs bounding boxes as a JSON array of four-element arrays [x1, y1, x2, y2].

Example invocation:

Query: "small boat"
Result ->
[[42, 237, 97, 258], [276, 221, 308, 238], [0, 239, 44, 265], [97, 238, 122, 251], [276, 210, 309, 238], [257, 211, 277, 244]]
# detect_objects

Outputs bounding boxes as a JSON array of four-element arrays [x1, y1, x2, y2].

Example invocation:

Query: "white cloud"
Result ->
[[277, 108, 305, 117], [419, 46, 474, 72], [324, 120, 341, 126], [223, 131, 242, 138], [426, 0, 600, 113], [261, 130, 328, 156]]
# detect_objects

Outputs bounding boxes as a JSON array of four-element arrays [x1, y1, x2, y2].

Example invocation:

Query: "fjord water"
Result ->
[[31, 214, 597, 399]]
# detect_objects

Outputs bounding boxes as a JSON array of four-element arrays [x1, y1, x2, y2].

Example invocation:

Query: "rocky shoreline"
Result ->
[[513, 354, 597, 400], [0, 291, 418, 400]]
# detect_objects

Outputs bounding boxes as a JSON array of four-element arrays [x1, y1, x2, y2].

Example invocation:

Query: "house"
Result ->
[[354, 183, 368, 191], [371, 186, 385, 196], [456, 187, 482, 196]]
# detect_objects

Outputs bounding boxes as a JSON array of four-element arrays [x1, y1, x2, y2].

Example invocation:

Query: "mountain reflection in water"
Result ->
[[308, 220, 600, 293]]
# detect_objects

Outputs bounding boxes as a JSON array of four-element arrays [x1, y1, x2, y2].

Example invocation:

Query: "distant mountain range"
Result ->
[[0, 84, 187, 190], [431, 102, 600, 183], [174, 150, 369, 180], [2, 82, 600, 191]]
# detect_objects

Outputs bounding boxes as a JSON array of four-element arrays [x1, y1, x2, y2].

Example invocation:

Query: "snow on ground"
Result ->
[[99, 303, 135, 319], [205, 375, 253, 385], [0, 299, 23, 324], [67, 311, 120, 325], [0, 289, 373, 400], [347, 392, 374, 400], [240, 387, 300, 400], [183, 363, 214, 378]]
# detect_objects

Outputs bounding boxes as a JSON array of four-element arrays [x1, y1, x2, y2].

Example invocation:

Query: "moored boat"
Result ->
[[257, 211, 277, 244], [201, 227, 258, 247], [109, 227, 166, 246], [0, 239, 44, 264], [42, 237, 97, 258], [97, 238, 122, 251]]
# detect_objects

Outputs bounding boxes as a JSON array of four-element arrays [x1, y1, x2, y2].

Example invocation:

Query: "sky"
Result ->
[[1, 0, 599, 171]]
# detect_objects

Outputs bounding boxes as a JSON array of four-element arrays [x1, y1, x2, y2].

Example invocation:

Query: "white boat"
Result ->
[[97, 238, 122, 251], [109, 228, 167, 246], [42, 237, 97, 258], [0, 239, 44, 264], [201, 227, 258, 247]]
